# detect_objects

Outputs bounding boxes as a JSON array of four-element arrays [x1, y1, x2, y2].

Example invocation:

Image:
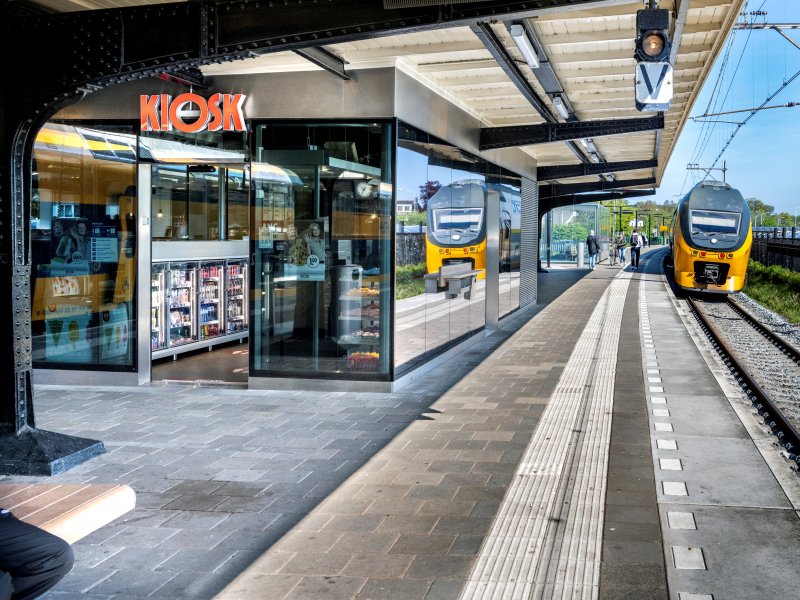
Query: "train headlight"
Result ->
[[727, 253, 734, 259]]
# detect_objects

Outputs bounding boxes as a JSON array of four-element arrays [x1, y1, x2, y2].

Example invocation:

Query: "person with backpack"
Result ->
[[630, 228, 642, 269], [585, 229, 600, 271]]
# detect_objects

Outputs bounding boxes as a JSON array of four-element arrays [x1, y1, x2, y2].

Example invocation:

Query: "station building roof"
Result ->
[[27, 0, 745, 191]]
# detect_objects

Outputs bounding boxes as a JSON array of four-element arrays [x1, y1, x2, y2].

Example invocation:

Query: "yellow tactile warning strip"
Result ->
[[460, 274, 632, 599]]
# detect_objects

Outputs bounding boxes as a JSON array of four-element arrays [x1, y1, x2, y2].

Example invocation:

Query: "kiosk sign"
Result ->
[[140, 93, 247, 133]]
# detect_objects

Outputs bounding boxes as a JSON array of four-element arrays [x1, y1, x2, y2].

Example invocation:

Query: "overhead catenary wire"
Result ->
[[682, 0, 800, 190]]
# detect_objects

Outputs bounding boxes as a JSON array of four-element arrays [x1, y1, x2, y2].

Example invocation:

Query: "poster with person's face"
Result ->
[[284, 219, 326, 281], [50, 218, 91, 276]]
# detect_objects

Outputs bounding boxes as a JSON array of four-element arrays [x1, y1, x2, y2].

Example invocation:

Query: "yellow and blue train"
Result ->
[[425, 179, 520, 277], [668, 180, 752, 293]]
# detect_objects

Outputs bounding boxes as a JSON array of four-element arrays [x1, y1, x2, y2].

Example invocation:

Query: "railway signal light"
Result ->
[[634, 8, 673, 112]]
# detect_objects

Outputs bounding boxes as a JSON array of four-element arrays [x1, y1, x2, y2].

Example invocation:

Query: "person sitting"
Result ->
[[0, 509, 74, 600]]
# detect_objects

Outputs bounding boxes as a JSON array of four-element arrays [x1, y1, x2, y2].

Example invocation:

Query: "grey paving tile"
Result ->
[[283, 576, 367, 600], [389, 534, 456, 555], [278, 552, 352, 576], [355, 578, 432, 600], [92, 546, 179, 571], [424, 579, 465, 599], [162, 494, 230, 512], [87, 569, 178, 596], [215, 573, 301, 600], [156, 548, 238, 574], [341, 553, 414, 578], [405, 555, 474, 579]]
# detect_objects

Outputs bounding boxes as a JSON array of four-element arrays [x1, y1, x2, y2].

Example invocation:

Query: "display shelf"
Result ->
[[152, 259, 248, 359], [336, 265, 382, 373], [225, 260, 248, 335]]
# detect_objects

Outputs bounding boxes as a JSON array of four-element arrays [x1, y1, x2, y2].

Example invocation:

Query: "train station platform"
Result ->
[[5, 246, 800, 600]]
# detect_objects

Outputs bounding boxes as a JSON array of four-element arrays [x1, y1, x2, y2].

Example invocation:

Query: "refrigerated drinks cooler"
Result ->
[[151, 259, 248, 359]]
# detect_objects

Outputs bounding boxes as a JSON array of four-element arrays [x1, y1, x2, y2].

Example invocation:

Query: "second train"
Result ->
[[668, 180, 752, 293]]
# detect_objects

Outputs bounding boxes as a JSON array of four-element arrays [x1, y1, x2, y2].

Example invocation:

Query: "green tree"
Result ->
[[553, 222, 589, 241], [398, 211, 426, 226]]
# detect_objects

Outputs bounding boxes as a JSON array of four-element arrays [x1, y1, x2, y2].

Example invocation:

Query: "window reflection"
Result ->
[[539, 203, 611, 264], [251, 122, 392, 379], [31, 122, 137, 369], [394, 123, 521, 375]]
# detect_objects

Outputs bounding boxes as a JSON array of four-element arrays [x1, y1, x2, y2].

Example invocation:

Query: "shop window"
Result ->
[[251, 122, 392, 379], [152, 164, 249, 241], [31, 122, 138, 370]]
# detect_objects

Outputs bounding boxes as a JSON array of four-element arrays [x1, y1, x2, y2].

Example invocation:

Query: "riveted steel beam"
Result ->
[[480, 115, 665, 150], [538, 159, 658, 181], [470, 21, 553, 123], [539, 188, 656, 220], [539, 177, 657, 199], [293, 47, 350, 80]]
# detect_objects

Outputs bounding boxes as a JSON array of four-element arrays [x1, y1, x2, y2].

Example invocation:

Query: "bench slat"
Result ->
[[0, 483, 136, 544]]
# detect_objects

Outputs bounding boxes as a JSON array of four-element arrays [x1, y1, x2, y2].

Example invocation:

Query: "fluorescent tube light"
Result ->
[[552, 95, 570, 119], [580, 138, 598, 154], [510, 24, 540, 69]]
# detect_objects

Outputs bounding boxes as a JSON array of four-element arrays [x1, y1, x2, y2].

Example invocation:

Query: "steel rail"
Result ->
[[686, 296, 800, 465], [727, 297, 800, 367]]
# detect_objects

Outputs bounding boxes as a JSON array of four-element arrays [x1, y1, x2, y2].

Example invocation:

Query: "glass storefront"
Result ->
[[394, 123, 520, 375], [31, 122, 138, 369], [30, 116, 524, 383], [540, 202, 611, 263], [250, 122, 393, 379]]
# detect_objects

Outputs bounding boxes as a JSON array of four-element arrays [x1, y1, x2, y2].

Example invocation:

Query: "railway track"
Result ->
[[686, 295, 800, 467]]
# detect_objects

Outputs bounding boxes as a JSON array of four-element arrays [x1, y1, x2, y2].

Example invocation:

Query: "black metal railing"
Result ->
[[751, 227, 800, 272]]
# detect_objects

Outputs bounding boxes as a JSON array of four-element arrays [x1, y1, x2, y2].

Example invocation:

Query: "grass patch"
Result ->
[[396, 262, 427, 300], [743, 260, 800, 323]]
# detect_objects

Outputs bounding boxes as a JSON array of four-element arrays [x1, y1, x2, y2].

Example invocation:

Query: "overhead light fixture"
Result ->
[[579, 138, 598, 154], [589, 153, 600, 163], [603, 173, 617, 182], [510, 23, 540, 69], [552, 95, 570, 119]]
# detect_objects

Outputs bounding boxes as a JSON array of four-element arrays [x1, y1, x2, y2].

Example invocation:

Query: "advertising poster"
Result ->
[[284, 219, 326, 281], [89, 223, 119, 263], [45, 304, 93, 363], [50, 217, 91, 276], [100, 305, 130, 361]]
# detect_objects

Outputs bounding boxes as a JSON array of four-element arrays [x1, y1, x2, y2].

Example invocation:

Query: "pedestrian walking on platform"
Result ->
[[0, 509, 74, 600], [615, 230, 627, 266], [586, 229, 599, 271], [630, 228, 642, 269]]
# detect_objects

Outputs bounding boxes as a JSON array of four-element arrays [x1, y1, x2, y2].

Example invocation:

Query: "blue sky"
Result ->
[[656, 0, 800, 217]]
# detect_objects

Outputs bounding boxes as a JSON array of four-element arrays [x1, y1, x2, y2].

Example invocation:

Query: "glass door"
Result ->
[[250, 122, 393, 379]]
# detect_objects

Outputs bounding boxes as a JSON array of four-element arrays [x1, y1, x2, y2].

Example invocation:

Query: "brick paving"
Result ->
[[0, 266, 650, 600]]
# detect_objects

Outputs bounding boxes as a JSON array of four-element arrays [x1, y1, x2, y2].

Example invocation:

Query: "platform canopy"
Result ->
[[25, 0, 744, 191]]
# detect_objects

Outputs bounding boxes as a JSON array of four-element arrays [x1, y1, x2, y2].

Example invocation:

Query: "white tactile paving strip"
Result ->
[[460, 276, 632, 600], [640, 276, 712, 598]]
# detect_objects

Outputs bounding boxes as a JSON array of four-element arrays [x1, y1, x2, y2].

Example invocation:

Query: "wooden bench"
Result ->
[[424, 263, 482, 299], [0, 483, 135, 544]]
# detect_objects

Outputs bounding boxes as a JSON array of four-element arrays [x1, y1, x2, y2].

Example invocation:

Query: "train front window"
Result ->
[[433, 208, 483, 232], [428, 181, 485, 243], [690, 210, 740, 237]]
